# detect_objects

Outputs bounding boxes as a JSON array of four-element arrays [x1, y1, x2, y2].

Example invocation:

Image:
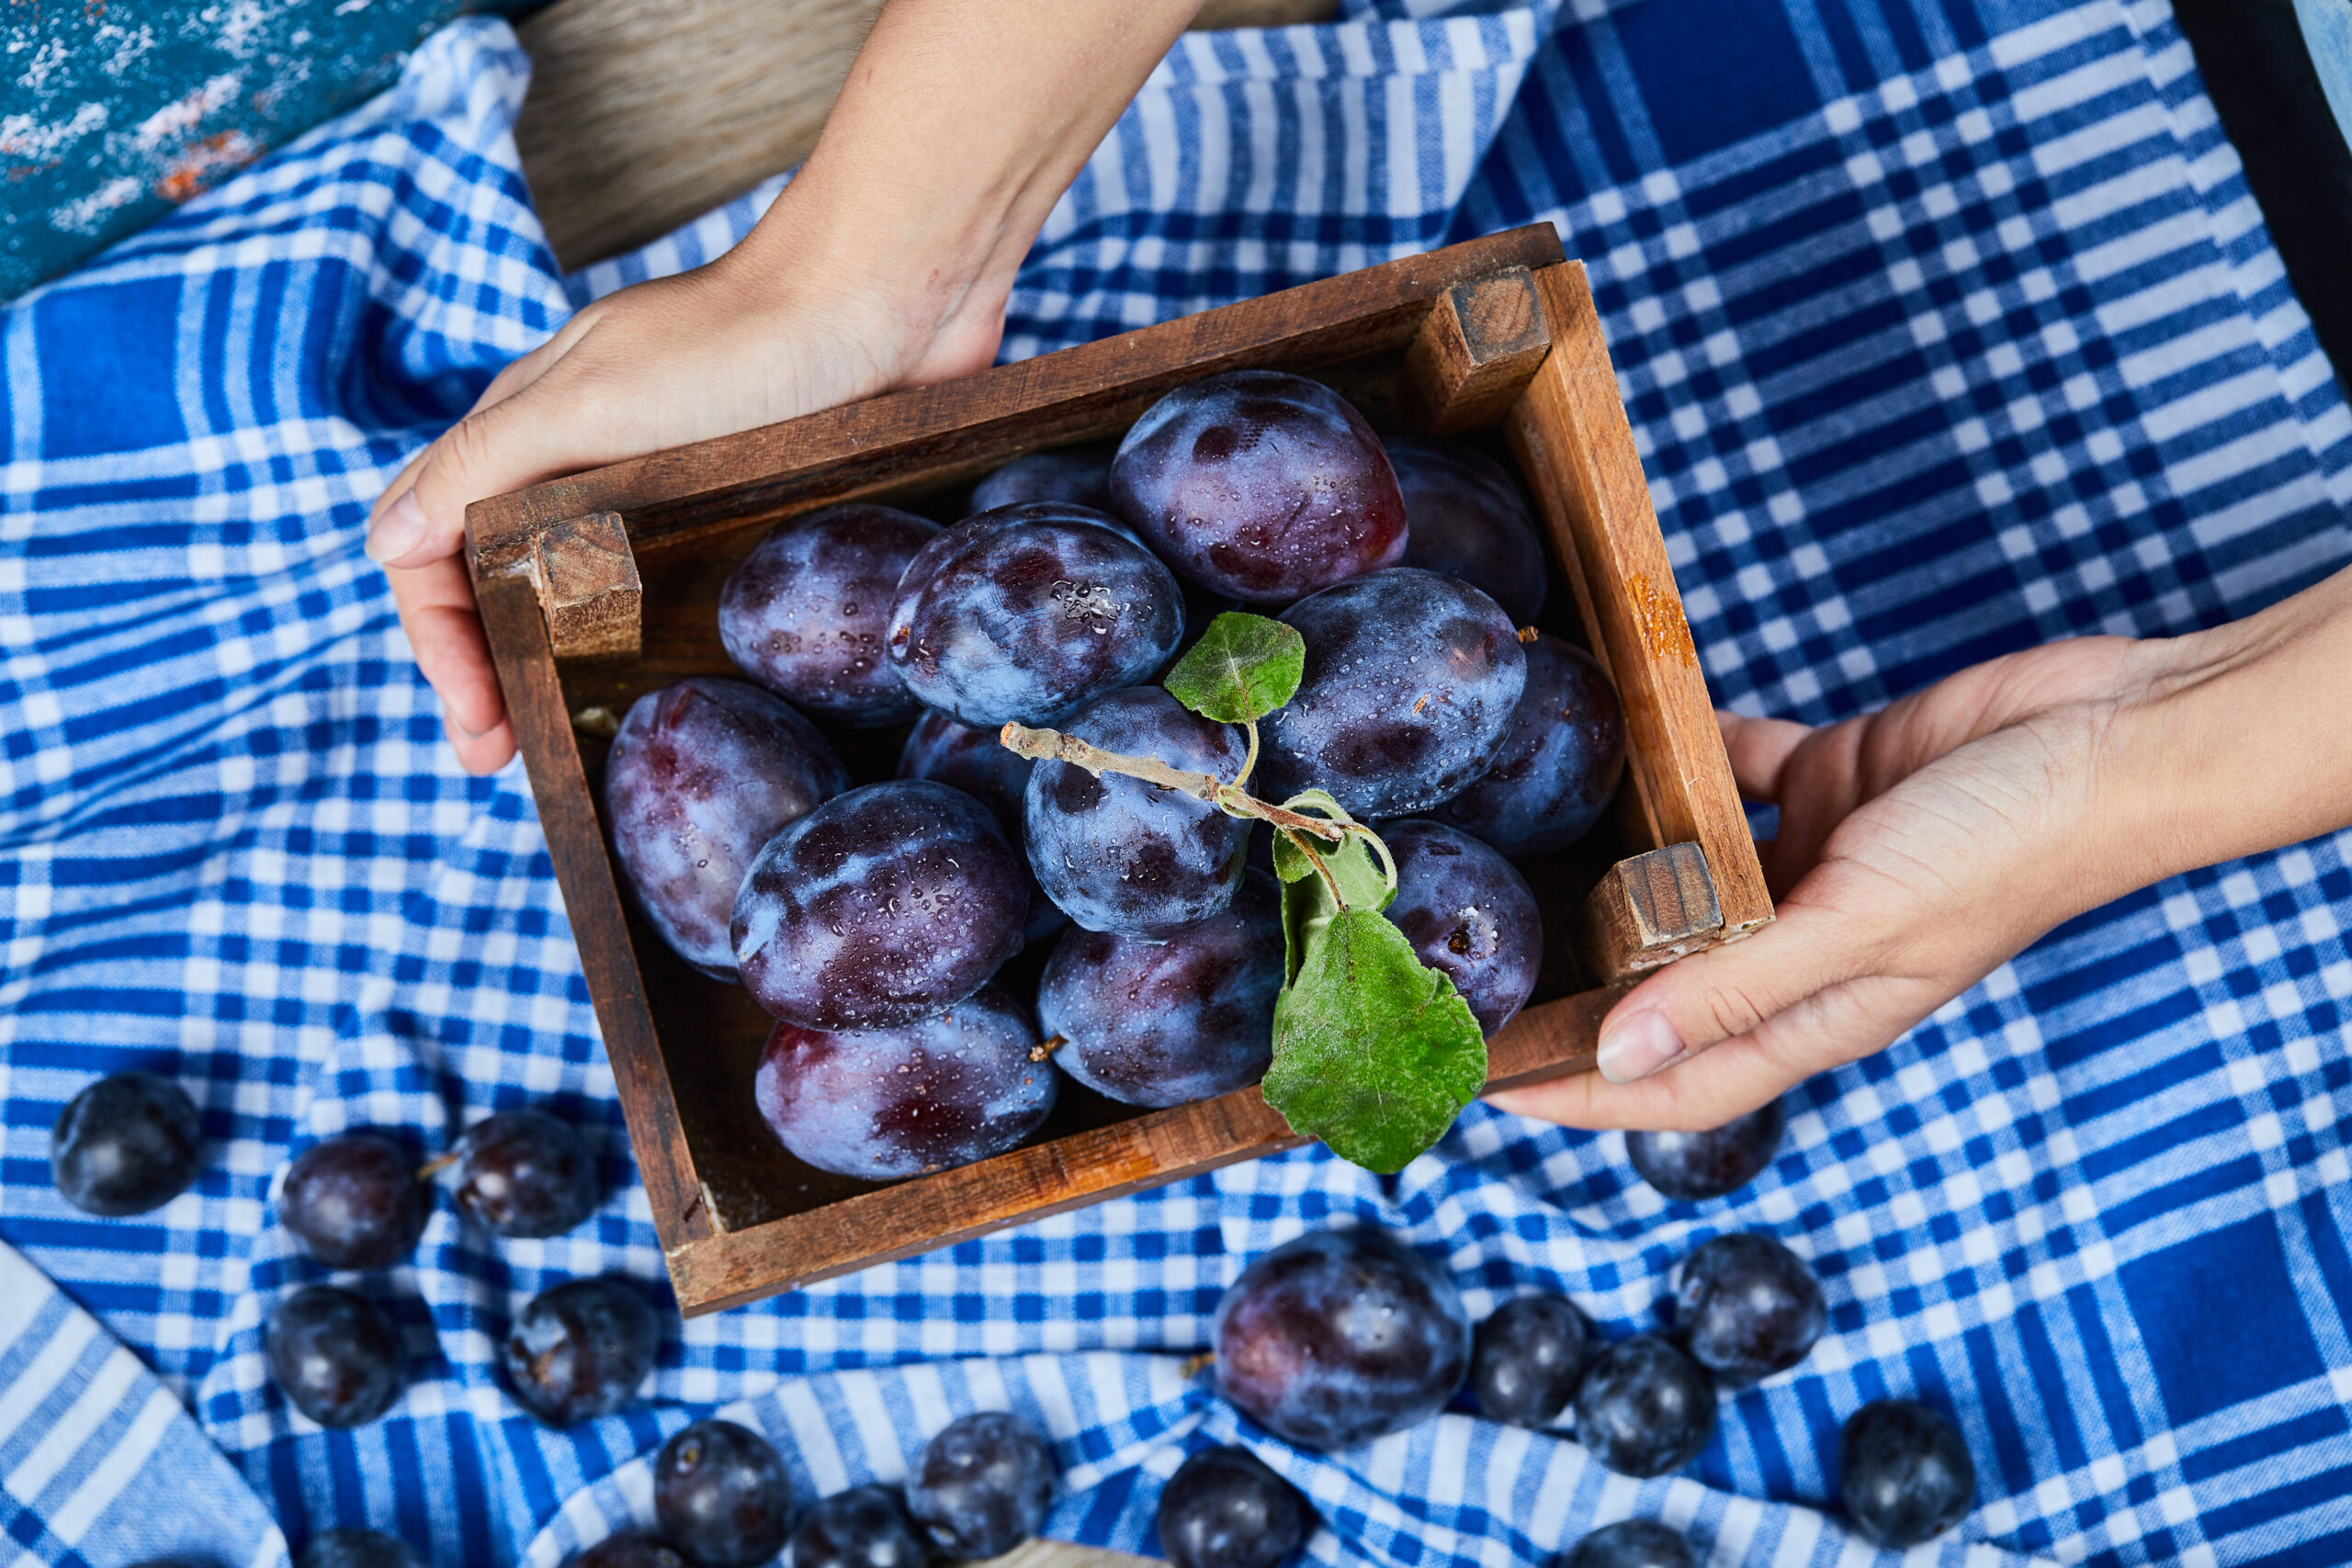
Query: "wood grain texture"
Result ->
[[537, 511, 644, 659], [514, 0, 1341, 270], [1507, 262, 1774, 943], [1403, 267, 1553, 434], [1577, 842, 1723, 981], [465, 224, 1569, 575], [478, 575, 716, 1249], [471, 232, 1768, 1325]]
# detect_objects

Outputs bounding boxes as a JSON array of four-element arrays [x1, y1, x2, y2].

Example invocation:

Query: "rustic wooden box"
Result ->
[[468, 224, 1773, 1316]]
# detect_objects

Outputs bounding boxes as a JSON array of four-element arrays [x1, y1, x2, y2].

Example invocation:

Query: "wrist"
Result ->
[[2098, 571, 2352, 889]]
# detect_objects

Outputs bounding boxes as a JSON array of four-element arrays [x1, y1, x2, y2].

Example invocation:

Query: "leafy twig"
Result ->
[[997, 722, 1348, 841]]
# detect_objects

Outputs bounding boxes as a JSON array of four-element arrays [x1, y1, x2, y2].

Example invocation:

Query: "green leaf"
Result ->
[[1278, 862, 1338, 987], [1162, 613, 1306, 723], [1270, 825, 1392, 911], [1261, 909, 1487, 1173]]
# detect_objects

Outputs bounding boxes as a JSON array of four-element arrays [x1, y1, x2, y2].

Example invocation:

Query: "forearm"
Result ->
[[740, 0, 1204, 367], [2106, 564, 2352, 894]]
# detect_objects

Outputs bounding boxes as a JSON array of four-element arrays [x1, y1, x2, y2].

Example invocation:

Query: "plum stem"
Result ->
[[997, 722, 1347, 842], [1029, 1035, 1065, 1063]]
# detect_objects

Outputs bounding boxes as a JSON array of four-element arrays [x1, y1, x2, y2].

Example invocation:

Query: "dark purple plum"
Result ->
[[1470, 1294, 1588, 1428], [787, 1486, 932, 1568], [1111, 370, 1406, 604], [1380, 820, 1541, 1036], [1156, 1445, 1311, 1568], [1212, 1225, 1470, 1451], [1259, 570, 1525, 819], [280, 1132, 428, 1269], [605, 678, 848, 980], [1673, 1233, 1825, 1386], [906, 1412, 1056, 1559], [1433, 635, 1623, 856], [1839, 1401, 1975, 1548], [887, 502, 1184, 728], [654, 1418, 793, 1566], [51, 1071, 202, 1216], [754, 985, 1056, 1180], [718, 503, 939, 726], [1385, 437, 1545, 626], [1024, 687, 1250, 939], [266, 1285, 404, 1428], [297, 1532, 424, 1568], [970, 446, 1116, 513], [1562, 1520, 1698, 1568], [499, 1276, 660, 1427], [566, 1535, 684, 1568], [730, 780, 1027, 1032], [897, 707, 1065, 943], [1626, 1100, 1786, 1202], [447, 1108, 598, 1239], [1571, 1335, 1715, 1478], [1039, 871, 1283, 1108]]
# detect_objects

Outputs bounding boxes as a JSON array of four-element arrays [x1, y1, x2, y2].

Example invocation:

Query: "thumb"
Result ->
[[1487, 892, 1904, 1131], [362, 313, 603, 569], [1592, 897, 1860, 1086]]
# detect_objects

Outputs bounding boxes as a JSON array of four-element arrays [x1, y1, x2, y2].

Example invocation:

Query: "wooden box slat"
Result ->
[[469, 226, 1772, 1316]]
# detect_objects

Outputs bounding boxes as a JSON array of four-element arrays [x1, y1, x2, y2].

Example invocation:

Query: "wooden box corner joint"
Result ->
[[1404, 265, 1553, 435], [1577, 841, 1724, 983], [533, 511, 643, 660]]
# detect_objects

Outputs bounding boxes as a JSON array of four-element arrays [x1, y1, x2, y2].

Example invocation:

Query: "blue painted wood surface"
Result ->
[[2, 0, 538, 300]]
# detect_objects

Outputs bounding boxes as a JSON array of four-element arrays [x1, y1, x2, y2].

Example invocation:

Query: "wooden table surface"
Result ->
[[503, 1, 1334, 1559], [513, 0, 1337, 270]]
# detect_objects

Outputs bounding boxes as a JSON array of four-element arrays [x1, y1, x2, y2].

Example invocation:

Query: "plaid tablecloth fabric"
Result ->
[[4, 0, 2350, 1563]]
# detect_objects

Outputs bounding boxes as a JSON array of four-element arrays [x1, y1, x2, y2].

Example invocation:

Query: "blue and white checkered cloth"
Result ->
[[5, 0, 2351, 1562]]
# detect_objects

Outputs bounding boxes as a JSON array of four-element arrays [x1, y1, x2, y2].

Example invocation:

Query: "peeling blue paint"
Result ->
[[2, 0, 537, 299]]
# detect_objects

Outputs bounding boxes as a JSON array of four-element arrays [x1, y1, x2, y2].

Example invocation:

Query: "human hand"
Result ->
[[369, 0, 1210, 773], [366, 250, 998, 773], [1488, 634, 2169, 1132]]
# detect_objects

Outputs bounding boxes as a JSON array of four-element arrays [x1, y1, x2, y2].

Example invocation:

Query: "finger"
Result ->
[[1717, 709, 1812, 804], [1585, 895, 1871, 1086], [387, 555, 509, 750], [363, 314, 616, 567], [446, 715, 518, 775], [1487, 963, 1936, 1131], [366, 320, 584, 537]]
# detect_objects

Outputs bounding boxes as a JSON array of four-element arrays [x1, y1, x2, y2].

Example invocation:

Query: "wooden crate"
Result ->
[[467, 224, 1772, 1316]]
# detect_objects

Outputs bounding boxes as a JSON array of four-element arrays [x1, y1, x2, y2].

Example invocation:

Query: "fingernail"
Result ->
[[1597, 1010, 1685, 1084], [366, 491, 430, 563]]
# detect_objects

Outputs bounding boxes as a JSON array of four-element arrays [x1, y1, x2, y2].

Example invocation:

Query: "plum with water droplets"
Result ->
[[1433, 634, 1623, 857], [1386, 436, 1545, 626], [971, 446, 1116, 513], [887, 502, 1184, 729], [1039, 871, 1283, 1107], [1259, 570, 1525, 819], [731, 779, 1027, 1032], [1111, 370, 1407, 604], [1024, 686, 1250, 939], [605, 678, 847, 980], [718, 503, 939, 726], [754, 985, 1056, 1180], [1380, 819, 1541, 1036]]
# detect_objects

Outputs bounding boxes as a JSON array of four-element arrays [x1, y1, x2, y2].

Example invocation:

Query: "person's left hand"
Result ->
[[1487, 633, 2169, 1132]]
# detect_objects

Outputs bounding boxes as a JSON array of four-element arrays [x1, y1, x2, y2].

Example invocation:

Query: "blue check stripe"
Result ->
[[4, 1, 2352, 1563]]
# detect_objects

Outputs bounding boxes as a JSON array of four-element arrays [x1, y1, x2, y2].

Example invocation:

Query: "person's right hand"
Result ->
[[366, 248, 1003, 774]]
